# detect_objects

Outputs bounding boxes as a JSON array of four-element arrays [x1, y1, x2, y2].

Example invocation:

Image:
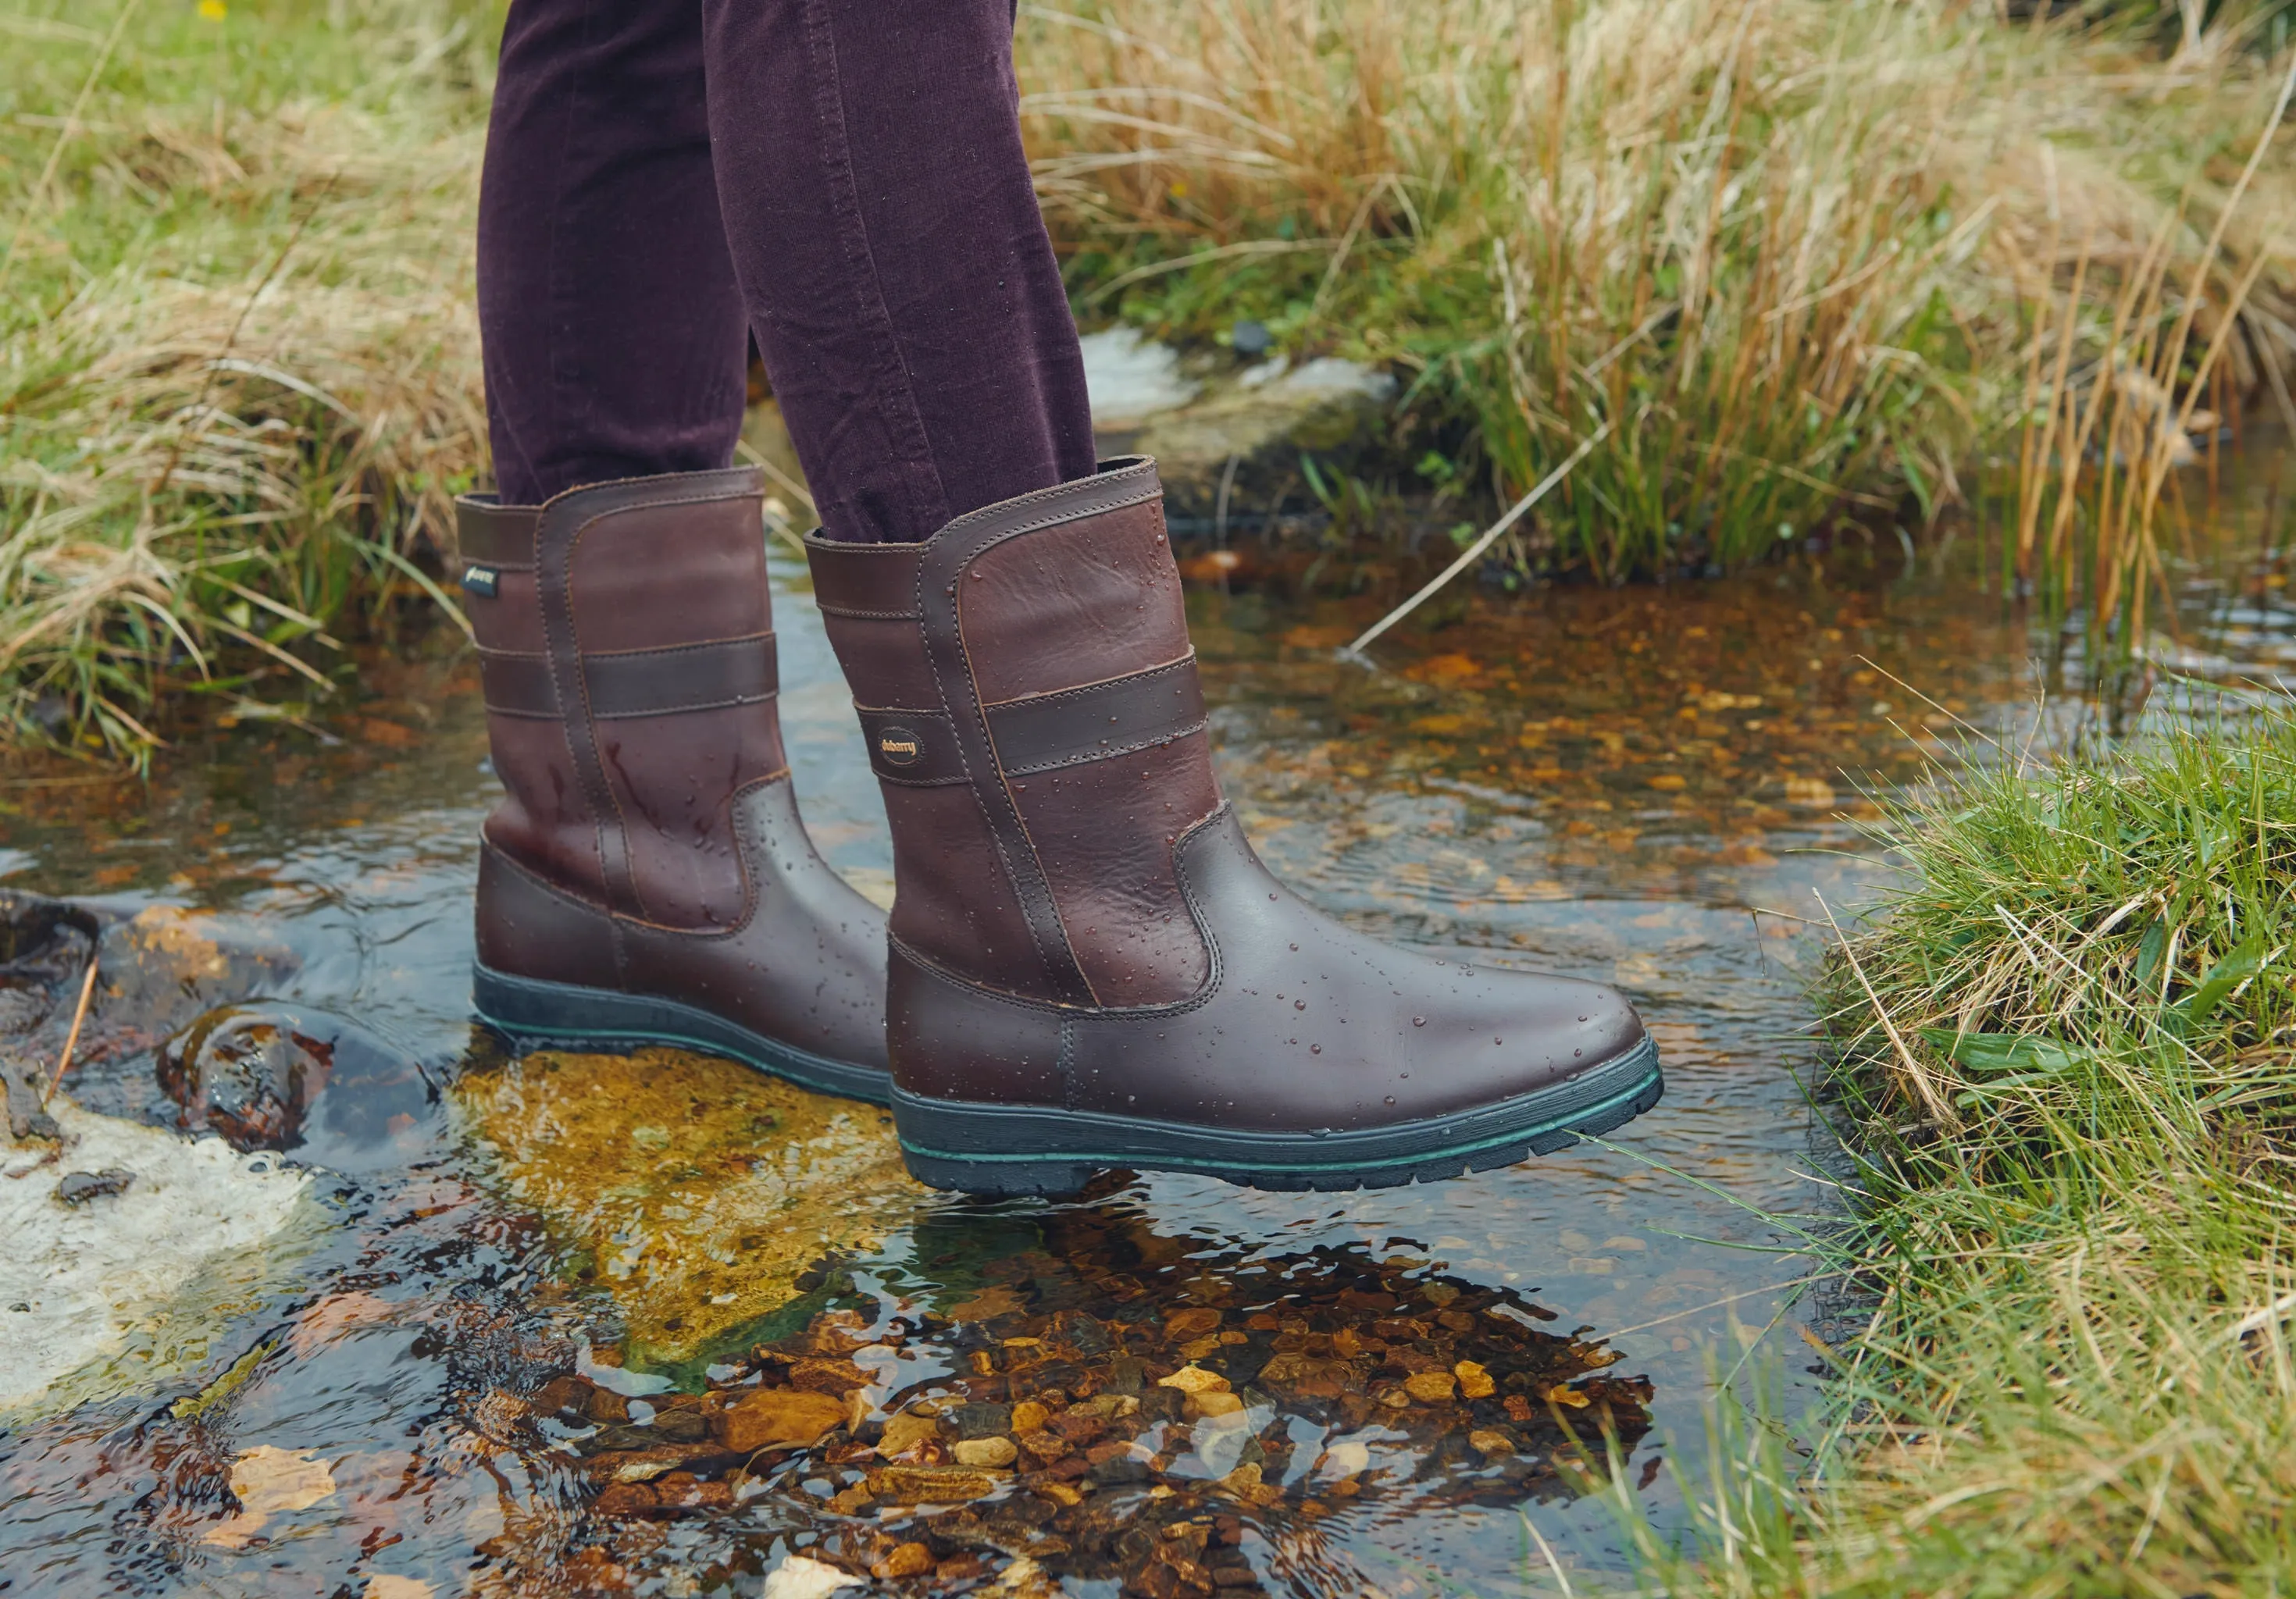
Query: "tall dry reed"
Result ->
[[1018, 0, 2296, 581], [1998, 55, 2296, 652]]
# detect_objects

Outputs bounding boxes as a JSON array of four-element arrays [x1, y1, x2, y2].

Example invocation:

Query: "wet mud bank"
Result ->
[[4, 465, 2291, 1596]]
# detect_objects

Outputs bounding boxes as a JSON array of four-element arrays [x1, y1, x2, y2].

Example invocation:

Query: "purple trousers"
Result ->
[[476, 0, 1096, 543]]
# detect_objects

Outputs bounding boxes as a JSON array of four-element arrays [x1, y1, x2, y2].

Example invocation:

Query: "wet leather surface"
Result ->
[[880, 781, 1067, 997], [464, 472, 888, 1066], [596, 696, 785, 929], [1010, 732, 1220, 1006], [961, 497, 1188, 703], [617, 781, 888, 1068], [895, 808, 1647, 1132]]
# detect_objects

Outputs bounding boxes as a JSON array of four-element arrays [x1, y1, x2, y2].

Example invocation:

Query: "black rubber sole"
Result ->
[[470, 963, 892, 1106], [894, 1035, 1664, 1196]]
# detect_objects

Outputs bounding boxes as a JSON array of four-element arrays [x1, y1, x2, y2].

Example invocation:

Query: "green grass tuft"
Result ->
[[1611, 707, 2296, 1594]]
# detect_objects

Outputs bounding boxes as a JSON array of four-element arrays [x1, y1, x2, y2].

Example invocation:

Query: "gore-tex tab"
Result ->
[[460, 565, 500, 598]]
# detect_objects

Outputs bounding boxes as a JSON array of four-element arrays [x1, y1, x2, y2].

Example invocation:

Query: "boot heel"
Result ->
[[471, 963, 893, 1106], [899, 1147, 1096, 1198]]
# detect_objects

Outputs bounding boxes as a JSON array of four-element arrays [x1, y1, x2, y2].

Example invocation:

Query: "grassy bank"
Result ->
[[2, 0, 2292, 757], [0, 0, 495, 760], [1617, 707, 2296, 1594]]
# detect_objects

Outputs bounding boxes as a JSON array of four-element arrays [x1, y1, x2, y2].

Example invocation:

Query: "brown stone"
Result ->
[[1011, 1399, 1050, 1433], [877, 1412, 943, 1458], [654, 1475, 733, 1513], [871, 1543, 934, 1579], [1164, 1307, 1222, 1339], [1403, 1370, 1456, 1404], [1453, 1360, 1496, 1400], [1018, 1430, 1071, 1464], [593, 1482, 658, 1518], [953, 1436, 1018, 1468], [1468, 1429, 1516, 1456], [1132, 1558, 1212, 1599], [866, 1465, 997, 1504], [532, 1375, 589, 1418], [721, 1387, 847, 1453], [787, 1357, 870, 1394], [594, 1448, 694, 1486], [1157, 1365, 1228, 1395], [1048, 1411, 1106, 1446]]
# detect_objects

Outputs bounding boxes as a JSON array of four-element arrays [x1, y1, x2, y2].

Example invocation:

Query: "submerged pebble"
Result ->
[[158, 1005, 437, 1170]]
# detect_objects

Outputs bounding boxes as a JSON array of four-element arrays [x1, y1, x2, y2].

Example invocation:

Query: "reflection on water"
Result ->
[[0, 449, 2288, 1595]]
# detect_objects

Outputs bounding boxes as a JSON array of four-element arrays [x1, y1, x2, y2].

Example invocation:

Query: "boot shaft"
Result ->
[[807, 458, 1225, 1006], [456, 468, 785, 931]]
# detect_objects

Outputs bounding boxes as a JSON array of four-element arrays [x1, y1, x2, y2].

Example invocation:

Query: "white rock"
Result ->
[[0, 1101, 312, 1416], [762, 1554, 861, 1599], [1080, 327, 1200, 426], [1267, 355, 1396, 405]]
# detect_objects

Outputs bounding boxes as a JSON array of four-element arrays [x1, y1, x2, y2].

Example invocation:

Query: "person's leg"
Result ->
[[464, 0, 889, 1101], [477, 0, 748, 504], [754, 9, 1663, 1198], [701, 0, 1096, 544]]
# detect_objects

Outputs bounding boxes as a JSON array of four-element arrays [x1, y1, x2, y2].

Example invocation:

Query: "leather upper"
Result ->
[[461, 471, 888, 1071], [808, 459, 1648, 1130]]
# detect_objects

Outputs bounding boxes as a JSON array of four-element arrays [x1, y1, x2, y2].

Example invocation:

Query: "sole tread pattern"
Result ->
[[897, 1039, 1665, 1196]]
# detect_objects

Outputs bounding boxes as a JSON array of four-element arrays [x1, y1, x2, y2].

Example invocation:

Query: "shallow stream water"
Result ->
[[1, 451, 2289, 1598]]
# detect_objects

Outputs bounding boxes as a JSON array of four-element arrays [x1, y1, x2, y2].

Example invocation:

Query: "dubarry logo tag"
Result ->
[[876, 728, 922, 767], [460, 564, 500, 598]]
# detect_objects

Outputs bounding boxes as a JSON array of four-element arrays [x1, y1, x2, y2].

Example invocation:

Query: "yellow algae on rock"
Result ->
[[454, 1048, 925, 1366]]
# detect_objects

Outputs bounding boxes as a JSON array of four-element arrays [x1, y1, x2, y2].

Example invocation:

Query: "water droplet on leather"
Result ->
[[1413, 1017, 1426, 1027]]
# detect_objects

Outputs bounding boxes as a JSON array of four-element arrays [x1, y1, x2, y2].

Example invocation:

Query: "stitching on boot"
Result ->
[[918, 528, 1093, 1004], [606, 770, 796, 940], [879, 803, 1229, 1021], [568, 508, 644, 921]]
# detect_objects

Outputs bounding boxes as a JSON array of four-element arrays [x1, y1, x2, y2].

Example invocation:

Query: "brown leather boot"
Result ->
[[458, 468, 890, 1102], [805, 457, 1660, 1193]]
